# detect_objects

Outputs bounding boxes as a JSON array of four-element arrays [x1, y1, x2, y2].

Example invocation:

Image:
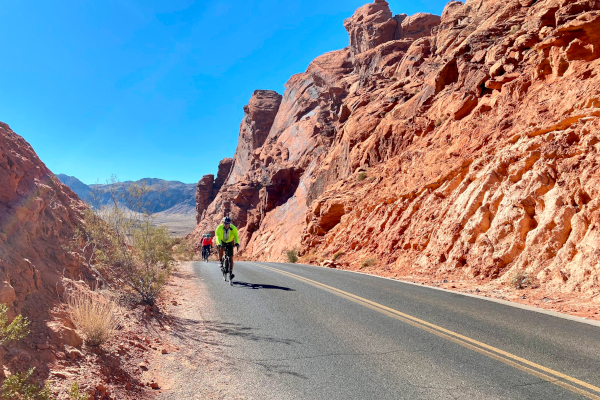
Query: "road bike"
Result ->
[[221, 245, 235, 286], [202, 246, 211, 262]]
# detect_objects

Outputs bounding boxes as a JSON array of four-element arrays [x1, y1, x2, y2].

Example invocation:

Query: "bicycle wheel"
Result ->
[[222, 258, 228, 281]]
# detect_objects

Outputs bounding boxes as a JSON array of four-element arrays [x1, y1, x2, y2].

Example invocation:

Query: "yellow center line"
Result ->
[[249, 262, 600, 400]]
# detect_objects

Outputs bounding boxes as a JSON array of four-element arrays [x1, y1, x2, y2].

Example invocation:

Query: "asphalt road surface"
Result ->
[[192, 261, 600, 400]]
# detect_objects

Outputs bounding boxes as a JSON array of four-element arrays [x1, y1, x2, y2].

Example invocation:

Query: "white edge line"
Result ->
[[252, 261, 600, 328]]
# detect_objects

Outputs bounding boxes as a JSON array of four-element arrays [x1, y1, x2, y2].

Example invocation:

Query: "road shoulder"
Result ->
[[152, 261, 248, 399]]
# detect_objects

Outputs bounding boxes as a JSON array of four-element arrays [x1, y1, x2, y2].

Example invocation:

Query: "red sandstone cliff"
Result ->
[[193, 0, 600, 299], [0, 122, 88, 373]]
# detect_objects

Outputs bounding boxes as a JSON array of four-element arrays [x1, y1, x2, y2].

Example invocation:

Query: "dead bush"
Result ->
[[509, 269, 534, 289], [67, 289, 119, 346], [361, 257, 377, 269], [333, 250, 345, 260]]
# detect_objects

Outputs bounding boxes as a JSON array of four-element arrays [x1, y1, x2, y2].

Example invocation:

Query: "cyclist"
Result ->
[[201, 234, 213, 261], [215, 216, 240, 279]]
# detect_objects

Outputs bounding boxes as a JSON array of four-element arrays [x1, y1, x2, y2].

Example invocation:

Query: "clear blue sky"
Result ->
[[0, 0, 446, 184]]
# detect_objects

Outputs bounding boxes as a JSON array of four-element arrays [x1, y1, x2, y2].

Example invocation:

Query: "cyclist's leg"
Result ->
[[227, 243, 235, 278], [219, 247, 224, 265]]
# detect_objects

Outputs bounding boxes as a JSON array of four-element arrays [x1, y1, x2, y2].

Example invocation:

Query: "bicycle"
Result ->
[[202, 246, 211, 262], [220, 244, 236, 286]]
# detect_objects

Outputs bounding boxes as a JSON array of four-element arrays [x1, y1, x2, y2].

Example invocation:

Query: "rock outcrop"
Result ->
[[195, 158, 233, 223], [193, 0, 600, 299], [0, 122, 89, 375]]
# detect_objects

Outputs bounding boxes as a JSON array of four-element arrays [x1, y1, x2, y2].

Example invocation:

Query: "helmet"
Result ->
[[222, 216, 232, 224]]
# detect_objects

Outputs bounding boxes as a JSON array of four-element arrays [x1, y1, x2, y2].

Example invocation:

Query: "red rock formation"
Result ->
[[195, 158, 233, 224], [195, 175, 214, 223], [0, 122, 88, 374], [195, 0, 600, 300]]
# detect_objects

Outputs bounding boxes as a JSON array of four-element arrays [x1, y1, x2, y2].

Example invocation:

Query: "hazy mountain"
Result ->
[[57, 174, 197, 236]]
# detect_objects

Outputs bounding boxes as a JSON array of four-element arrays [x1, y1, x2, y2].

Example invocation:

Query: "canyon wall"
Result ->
[[0, 122, 91, 374], [193, 0, 600, 297]]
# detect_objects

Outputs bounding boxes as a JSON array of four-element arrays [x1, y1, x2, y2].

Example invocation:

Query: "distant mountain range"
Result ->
[[56, 174, 197, 236]]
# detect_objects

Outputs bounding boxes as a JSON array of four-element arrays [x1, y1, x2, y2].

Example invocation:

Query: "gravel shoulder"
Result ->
[[152, 261, 248, 399]]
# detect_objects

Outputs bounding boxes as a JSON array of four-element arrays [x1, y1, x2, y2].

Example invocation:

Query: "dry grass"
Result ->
[[333, 250, 345, 260], [67, 289, 120, 347], [434, 115, 448, 127], [361, 257, 377, 269]]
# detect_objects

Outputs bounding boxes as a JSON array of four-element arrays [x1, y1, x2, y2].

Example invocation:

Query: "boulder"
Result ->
[[47, 321, 83, 348]]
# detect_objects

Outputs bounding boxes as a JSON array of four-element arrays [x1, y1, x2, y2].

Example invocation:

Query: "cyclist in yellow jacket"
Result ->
[[215, 216, 240, 279]]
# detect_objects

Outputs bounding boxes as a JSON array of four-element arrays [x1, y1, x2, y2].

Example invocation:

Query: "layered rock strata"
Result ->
[[193, 0, 600, 298]]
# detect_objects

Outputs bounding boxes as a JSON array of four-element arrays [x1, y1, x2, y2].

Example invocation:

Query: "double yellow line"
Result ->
[[250, 262, 600, 399]]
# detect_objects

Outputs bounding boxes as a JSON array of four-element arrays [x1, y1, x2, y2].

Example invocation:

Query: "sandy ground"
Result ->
[[153, 213, 196, 237], [151, 262, 249, 399]]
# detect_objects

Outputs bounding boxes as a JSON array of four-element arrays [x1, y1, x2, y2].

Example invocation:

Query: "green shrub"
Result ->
[[0, 304, 29, 345], [1, 369, 52, 400], [286, 248, 299, 264], [333, 250, 345, 260], [73, 178, 175, 305], [357, 172, 367, 181], [69, 381, 90, 400]]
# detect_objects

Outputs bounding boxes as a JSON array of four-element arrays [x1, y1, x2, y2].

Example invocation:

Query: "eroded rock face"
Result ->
[[195, 0, 600, 298], [195, 158, 234, 223], [229, 91, 282, 185], [0, 122, 90, 376], [394, 12, 441, 40], [0, 123, 85, 305], [344, 0, 397, 56], [195, 175, 214, 223]]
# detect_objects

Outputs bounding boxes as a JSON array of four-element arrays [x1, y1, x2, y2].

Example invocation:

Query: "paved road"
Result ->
[[191, 261, 600, 400]]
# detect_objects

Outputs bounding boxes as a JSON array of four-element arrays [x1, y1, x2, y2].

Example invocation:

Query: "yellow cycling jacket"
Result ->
[[215, 223, 239, 245]]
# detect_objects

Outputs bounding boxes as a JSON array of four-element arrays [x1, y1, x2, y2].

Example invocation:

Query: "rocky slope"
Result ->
[[1, 124, 164, 398], [0, 122, 87, 373], [193, 0, 600, 301]]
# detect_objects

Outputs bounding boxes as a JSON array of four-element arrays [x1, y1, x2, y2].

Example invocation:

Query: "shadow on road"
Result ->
[[233, 281, 295, 291]]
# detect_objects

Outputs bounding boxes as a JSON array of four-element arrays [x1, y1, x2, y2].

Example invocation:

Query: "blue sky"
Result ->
[[0, 0, 446, 184]]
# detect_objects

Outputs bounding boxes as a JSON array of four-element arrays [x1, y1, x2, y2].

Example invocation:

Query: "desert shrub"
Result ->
[[172, 238, 195, 262], [509, 269, 533, 289], [361, 257, 377, 268], [509, 25, 520, 34], [67, 289, 119, 346], [1, 369, 52, 400], [434, 116, 448, 127], [69, 381, 90, 400], [357, 172, 367, 181], [73, 178, 175, 305], [0, 304, 29, 345], [333, 250, 345, 260], [285, 248, 299, 264]]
